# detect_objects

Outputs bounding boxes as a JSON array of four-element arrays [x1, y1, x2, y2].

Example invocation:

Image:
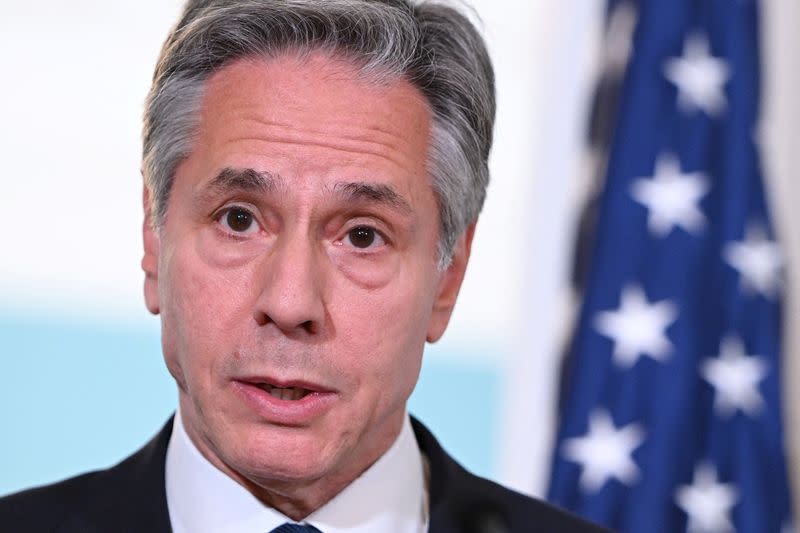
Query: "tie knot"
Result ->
[[269, 524, 322, 533]]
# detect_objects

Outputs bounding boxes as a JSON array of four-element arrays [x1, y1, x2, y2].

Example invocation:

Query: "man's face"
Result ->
[[142, 53, 473, 494]]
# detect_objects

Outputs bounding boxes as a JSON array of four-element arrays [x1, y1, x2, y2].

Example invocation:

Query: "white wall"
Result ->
[[468, 0, 607, 495], [0, 1, 185, 323], [762, 0, 800, 514]]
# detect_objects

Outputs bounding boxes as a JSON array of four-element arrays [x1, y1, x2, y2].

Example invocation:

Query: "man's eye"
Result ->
[[219, 207, 259, 234], [345, 226, 385, 249]]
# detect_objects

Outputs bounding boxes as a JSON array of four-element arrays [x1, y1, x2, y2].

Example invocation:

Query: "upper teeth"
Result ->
[[264, 385, 308, 401]]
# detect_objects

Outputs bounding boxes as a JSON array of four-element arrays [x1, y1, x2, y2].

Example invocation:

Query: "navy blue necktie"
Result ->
[[269, 524, 323, 533]]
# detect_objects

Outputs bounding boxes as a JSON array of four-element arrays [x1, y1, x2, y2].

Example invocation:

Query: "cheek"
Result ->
[[159, 243, 255, 389], [331, 267, 434, 398]]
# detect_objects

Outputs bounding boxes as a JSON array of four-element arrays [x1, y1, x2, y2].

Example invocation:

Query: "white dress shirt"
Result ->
[[166, 408, 428, 533]]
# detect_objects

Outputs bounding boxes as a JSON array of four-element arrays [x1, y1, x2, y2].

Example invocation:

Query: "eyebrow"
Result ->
[[332, 182, 412, 215], [195, 167, 412, 215], [195, 167, 279, 201]]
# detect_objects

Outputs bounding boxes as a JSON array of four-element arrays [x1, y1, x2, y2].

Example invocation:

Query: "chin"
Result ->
[[229, 423, 345, 484]]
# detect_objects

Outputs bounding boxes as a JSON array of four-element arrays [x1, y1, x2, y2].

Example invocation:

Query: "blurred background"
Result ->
[[1, 0, 798, 530]]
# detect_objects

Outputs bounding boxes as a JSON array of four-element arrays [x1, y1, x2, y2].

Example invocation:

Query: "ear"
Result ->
[[426, 223, 476, 343], [142, 185, 161, 315]]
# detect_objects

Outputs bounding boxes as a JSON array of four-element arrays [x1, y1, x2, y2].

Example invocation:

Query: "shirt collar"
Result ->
[[165, 408, 427, 533]]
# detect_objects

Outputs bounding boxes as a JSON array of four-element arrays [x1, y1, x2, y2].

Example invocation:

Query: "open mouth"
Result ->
[[233, 378, 336, 422], [253, 383, 313, 401]]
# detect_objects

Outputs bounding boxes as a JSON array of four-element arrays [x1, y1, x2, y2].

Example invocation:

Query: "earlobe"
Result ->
[[142, 186, 161, 315], [426, 223, 476, 343]]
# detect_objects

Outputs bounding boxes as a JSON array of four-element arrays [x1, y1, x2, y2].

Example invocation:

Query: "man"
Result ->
[[0, 1, 607, 531]]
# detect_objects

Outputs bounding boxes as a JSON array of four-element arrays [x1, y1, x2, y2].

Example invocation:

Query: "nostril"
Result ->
[[253, 310, 270, 327], [253, 311, 317, 334]]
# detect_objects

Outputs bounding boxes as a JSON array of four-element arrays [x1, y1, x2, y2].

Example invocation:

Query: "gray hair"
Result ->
[[143, 0, 495, 267]]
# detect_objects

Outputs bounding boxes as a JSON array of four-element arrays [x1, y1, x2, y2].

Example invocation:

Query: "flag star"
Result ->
[[562, 409, 645, 493], [664, 33, 731, 116], [701, 335, 768, 418], [630, 153, 710, 237], [675, 463, 738, 533], [723, 223, 783, 299], [594, 284, 678, 368]]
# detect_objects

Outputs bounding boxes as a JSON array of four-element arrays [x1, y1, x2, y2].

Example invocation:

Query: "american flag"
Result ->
[[547, 0, 793, 531]]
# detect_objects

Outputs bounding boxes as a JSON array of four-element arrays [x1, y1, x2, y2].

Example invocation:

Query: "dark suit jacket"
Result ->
[[0, 417, 609, 532]]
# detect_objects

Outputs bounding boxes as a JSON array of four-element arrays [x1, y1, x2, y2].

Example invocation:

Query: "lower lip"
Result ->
[[231, 381, 337, 425]]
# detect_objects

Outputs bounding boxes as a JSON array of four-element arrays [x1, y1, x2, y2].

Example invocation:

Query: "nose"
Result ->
[[252, 233, 326, 337]]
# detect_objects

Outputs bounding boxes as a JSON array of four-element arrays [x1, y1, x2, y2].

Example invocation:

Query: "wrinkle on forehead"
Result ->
[[196, 53, 433, 180]]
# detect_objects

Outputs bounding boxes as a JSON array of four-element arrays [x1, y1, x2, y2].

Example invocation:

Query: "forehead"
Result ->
[[190, 52, 434, 189]]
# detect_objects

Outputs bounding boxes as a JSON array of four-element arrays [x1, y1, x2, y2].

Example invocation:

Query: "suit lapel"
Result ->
[[65, 418, 174, 533], [411, 417, 461, 533], [412, 417, 517, 533]]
